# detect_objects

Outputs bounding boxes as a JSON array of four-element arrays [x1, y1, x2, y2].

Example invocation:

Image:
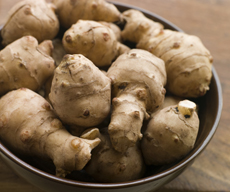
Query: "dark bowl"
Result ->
[[0, 2, 222, 192]]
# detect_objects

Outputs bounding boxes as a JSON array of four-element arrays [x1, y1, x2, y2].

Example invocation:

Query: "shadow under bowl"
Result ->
[[0, 2, 223, 192]]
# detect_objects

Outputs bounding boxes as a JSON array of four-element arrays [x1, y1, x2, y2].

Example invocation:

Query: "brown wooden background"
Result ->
[[0, 0, 230, 191]]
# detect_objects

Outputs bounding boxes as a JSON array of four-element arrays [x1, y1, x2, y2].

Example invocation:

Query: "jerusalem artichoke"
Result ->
[[49, 54, 111, 128], [62, 20, 130, 67], [141, 100, 199, 165], [1, 0, 59, 46], [53, 0, 121, 29], [83, 128, 145, 183], [0, 88, 100, 177], [0, 36, 55, 96], [107, 49, 166, 153]]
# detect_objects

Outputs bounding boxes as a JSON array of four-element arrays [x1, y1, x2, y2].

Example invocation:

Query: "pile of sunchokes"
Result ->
[[0, 0, 212, 184]]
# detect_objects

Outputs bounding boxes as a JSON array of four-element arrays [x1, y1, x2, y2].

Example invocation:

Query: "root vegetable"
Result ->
[[49, 54, 111, 128], [0, 88, 100, 177], [53, 0, 121, 29], [107, 49, 166, 153], [0, 36, 55, 96], [121, 9, 213, 98], [1, 0, 59, 46], [62, 20, 130, 67], [83, 128, 145, 183], [141, 100, 199, 165]]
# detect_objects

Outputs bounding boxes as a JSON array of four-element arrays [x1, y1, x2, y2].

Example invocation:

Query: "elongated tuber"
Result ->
[[1, 0, 59, 46], [141, 100, 199, 165], [83, 128, 145, 183], [122, 9, 213, 98], [0, 88, 100, 177], [0, 36, 55, 96], [49, 54, 111, 128], [53, 0, 121, 28], [62, 20, 130, 67], [107, 49, 166, 153]]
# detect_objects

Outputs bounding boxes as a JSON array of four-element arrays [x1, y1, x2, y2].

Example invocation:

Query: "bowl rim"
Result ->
[[0, 1, 223, 190]]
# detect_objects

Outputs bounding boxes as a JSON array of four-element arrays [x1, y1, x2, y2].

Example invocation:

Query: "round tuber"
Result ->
[[141, 100, 199, 165], [49, 54, 111, 128]]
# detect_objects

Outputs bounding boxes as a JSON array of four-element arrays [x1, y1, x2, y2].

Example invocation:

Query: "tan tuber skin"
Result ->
[[82, 128, 146, 183], [1, 0, 59, 46], [99, 21, 122, 42], [0, 36, 55, 96], [121, 9, 213, 98], [62, 20, 130, 67], [53, 0, 122, 29], [0, 88, 100, 177], [107, 49, 167, 153], [49, 54, 111, 128], [141, 100, 199, 165]]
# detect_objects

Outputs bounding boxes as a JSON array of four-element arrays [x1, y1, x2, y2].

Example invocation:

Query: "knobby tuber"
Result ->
[[107, 49, 166, 153], [1, 0, 59, 46], [53, 0, 122, 29], [83, 128, 145, 183], [0, 88, 100, 177], [62, 20, 130, 67], [141, 100, 199, 165], [121, 9, 213, 98], [49, 54, 111, 128], [0, 36, 55, 96]]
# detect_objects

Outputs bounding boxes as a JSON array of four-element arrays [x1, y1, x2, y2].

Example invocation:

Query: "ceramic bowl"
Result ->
[[0, 2, 222, 192]]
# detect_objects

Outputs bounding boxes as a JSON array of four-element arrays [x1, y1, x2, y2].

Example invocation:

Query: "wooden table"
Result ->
[[0, 0, 230, 191]]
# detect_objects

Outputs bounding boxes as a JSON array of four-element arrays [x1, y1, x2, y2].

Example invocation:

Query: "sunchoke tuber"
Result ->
[[49, 54, 111, 128], [122, 9, 213, 98], [0, 88, 100, 177], [107, 49, 166, 153], [1, 0, 59, 46], [141, 100, 199, 165], [62, 20, 130, 67], [53, 0, 121, 29], [83, 128, 145, 183], [0, 36, 55, 96]]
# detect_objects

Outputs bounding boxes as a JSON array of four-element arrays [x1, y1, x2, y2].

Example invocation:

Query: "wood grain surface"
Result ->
[[0, 0, 230, 191]]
